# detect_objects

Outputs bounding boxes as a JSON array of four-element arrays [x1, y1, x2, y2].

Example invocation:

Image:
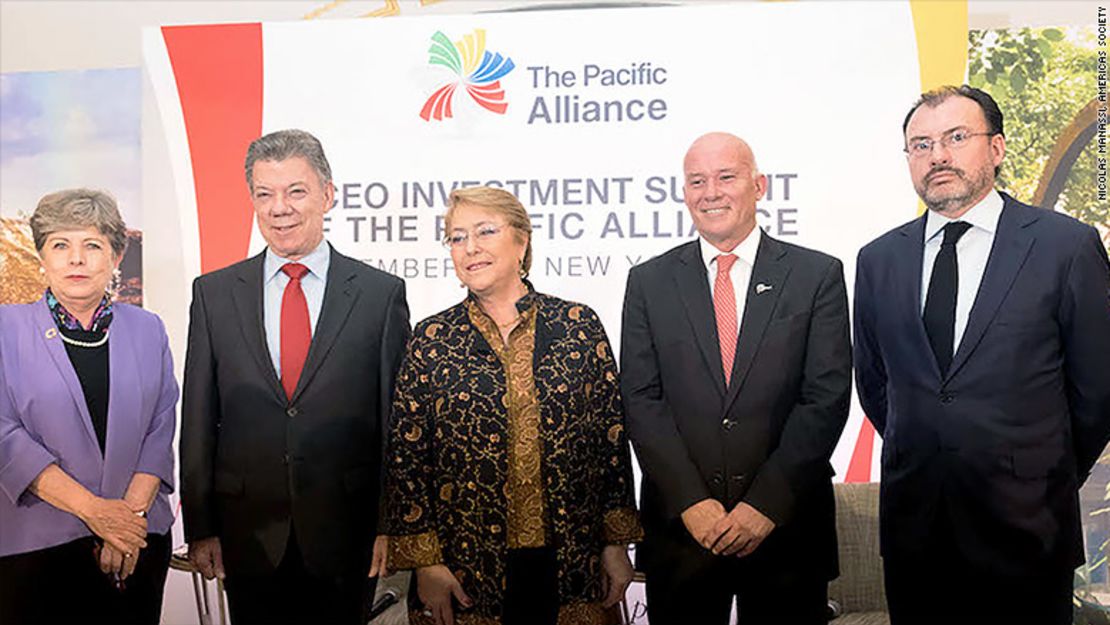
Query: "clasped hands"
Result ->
[[81, 497, 148, 582], [681, 498, 775, 557]]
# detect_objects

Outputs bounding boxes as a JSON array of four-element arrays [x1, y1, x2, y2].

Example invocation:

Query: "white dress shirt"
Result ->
[[700, 226, 762, 329], [920, 190, 1004, 354], [264, 238, 330, 378]]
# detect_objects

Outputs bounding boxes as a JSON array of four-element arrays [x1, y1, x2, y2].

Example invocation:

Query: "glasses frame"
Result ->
[[904, 128, 995, 159], [442, 222, 510, 249]]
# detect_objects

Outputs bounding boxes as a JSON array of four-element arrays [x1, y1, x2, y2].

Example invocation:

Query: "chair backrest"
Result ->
[[828, 481, 887, 614]]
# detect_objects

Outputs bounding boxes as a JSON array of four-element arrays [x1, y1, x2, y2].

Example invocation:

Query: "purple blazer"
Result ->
[[0, 298, 178, 557]]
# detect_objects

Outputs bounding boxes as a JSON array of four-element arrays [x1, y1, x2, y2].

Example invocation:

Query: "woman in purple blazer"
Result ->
[[0, 189, 178, 624]]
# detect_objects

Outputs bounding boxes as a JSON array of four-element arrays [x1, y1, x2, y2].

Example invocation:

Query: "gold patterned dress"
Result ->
[[385, 289, 643, 625]]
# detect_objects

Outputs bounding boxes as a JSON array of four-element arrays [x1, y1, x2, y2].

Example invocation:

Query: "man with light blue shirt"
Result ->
[[854, 86, 1110, 625], [181, 129, 410, 625]]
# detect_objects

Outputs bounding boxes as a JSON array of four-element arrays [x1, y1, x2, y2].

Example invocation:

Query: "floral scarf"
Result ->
[[45, 288, 113, 333]]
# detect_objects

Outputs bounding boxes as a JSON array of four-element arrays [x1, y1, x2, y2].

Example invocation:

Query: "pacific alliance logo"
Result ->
[[419, 29, 516, 122]]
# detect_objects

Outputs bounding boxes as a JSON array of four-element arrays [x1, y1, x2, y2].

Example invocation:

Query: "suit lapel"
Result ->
[[899, 215, 943, 378], [673, 242, 726, 397], [722, 234, 790, 412], [231, 252, 286, 402], [292, 247, 361, 402], [33, 300, 102, 463], [946, 198, 1035, 382], [102, 312, 141, 491]]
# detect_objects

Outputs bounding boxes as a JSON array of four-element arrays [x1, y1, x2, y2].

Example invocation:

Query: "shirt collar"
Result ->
[[924, 189, 1004, 242], [466, 279, 539, 317], [700, 226, 762, 272], [264, 237, 331, 283]]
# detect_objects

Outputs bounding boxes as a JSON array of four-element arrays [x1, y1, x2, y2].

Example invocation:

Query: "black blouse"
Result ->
[[59, 327, 110, 454]]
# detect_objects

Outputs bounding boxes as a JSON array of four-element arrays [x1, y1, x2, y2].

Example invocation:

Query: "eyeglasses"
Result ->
[[904, 129, 994, 158], [442, 223, 507, 248]]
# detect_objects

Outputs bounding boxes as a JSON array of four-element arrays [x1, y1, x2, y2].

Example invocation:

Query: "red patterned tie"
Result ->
[[280, 263, 311, 400], [714, 254, 739, 386]]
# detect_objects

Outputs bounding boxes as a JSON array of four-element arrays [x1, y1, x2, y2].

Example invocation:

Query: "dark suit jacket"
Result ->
[[181, 245, 410, 578], [854, 193, 1110, 575], [621, 233, 851, 580]]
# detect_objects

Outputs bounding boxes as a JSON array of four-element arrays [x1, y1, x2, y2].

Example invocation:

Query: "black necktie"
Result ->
[[924, 221, 972, 375]]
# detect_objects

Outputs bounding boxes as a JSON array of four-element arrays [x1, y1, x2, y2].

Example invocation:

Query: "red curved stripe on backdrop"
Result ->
[[421, 83, 457, 121], [432, 86, 451, 121], [468, 85, 506, 104], [163, 23, 263, 273], [844, 418, 876, 483], [442, 85, 456, 119], [419, 88, 440, 121], [467, 82, 507, 114]]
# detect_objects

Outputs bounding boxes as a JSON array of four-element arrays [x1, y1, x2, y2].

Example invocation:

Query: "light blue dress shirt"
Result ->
[[264, 238, 330, 378], [920, 190, 1004, 354]]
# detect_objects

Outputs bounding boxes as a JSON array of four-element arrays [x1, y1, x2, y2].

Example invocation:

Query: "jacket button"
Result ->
[[711, 473, 724, 486], [287, 407, 298, 418], [940, 393, 954, 404], [722, 419, 736, 431], [283, 453, 291, 465], [731, 474, 747, 484]]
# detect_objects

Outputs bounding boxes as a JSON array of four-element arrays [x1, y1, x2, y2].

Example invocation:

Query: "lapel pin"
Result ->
[[755, 283, 773, 294], [45, 328, 57, 339]]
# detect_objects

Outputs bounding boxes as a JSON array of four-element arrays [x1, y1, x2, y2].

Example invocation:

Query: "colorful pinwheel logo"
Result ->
[[420, 29, 515, 122]]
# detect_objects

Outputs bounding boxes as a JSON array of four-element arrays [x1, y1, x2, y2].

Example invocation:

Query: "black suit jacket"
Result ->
[[621, 233, 851, 580], [854, 193, 1110, 574], [181, 245, 410, 578]]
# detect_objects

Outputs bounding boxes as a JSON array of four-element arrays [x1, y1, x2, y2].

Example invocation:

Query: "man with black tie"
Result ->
[[181, 129, 410, 624], [854, 85, 1110, 625], [621, 132, 851, 624]]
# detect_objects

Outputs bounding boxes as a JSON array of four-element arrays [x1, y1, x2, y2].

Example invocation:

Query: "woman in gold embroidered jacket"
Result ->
[[384, 186, 642, 625]]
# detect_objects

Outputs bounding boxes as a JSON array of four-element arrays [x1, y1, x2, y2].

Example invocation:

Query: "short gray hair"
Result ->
[[30, 188, 128, 258], [244, 129, 333, 191]]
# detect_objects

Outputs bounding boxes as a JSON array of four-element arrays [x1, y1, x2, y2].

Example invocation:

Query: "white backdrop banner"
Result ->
[[144, 0, 924, 503]]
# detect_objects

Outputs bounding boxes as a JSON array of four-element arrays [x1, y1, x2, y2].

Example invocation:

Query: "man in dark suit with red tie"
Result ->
[[854, 85, 1110, 625], [181, 129, 410, 624], [621, 132, 851, 624]]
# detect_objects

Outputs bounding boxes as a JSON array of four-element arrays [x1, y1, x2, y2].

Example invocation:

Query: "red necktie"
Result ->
[[280, 263, 311, 400], [714, 254, 739, 386]]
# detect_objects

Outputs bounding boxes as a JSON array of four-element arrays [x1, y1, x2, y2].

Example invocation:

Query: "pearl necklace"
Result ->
[[59, 329, 110, 348]]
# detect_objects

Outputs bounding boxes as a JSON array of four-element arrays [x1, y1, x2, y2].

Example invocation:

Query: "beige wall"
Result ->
[[2, 0, 1097, 73]]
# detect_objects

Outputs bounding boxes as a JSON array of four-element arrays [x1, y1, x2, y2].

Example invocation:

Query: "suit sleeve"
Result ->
[[0, 338, 58, 505], [133, 317, 179, 493], [376, 278, 411, 532], [620, 267, 713, 519], [1061, 227, 1110, 480], [384, 328, 442, 569], [584, 310, 644, 544], [180, 278, 221, 542], [853, 248, 888, 434], [744, 258, 852, 526]]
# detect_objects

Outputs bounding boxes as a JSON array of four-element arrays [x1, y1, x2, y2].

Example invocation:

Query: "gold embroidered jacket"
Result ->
[[385, 291, 642, 624]]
